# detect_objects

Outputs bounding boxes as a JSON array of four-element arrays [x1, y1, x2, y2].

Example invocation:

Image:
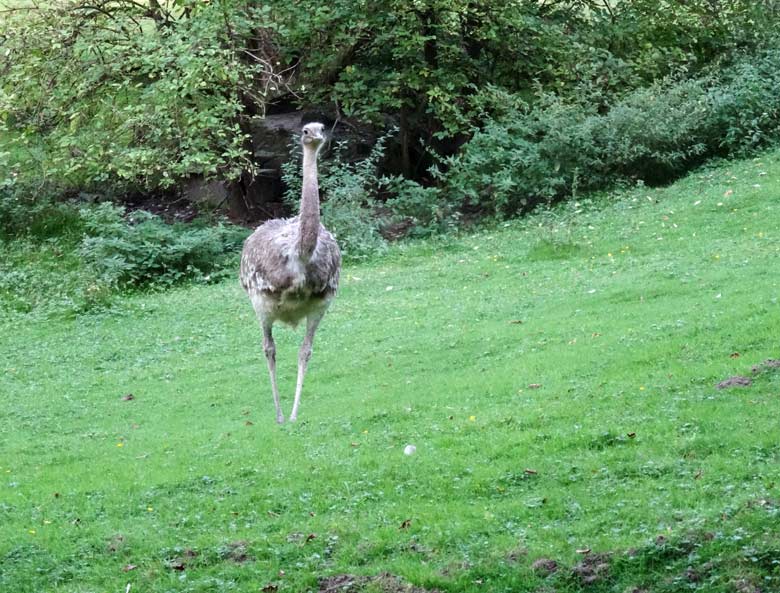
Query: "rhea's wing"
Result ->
[[239, 219, 298, 294], [307, 226, 341, 295]]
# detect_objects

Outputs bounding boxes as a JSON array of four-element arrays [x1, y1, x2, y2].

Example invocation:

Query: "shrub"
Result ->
[[596, 78, 713, 183], [441, 46, 780, 218], [441, 99, 602, 217], [380, 175, 456, 237], [0, 196, 249, 317], [79, 203, 247, 290], [710, 50, 780, 155], [0, 175, 85, 241]]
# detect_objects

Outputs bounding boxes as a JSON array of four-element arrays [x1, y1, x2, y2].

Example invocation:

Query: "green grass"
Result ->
[[2, 151, 780, 593]]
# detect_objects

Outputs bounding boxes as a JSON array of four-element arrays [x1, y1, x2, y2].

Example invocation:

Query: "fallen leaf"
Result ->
[[122, 564, 137, 572], [694, 469, 703, 480], [121, 394, 134, 401], [305, 533, 316, 543], [244, 420, 254, 426], [400, 519, 412, 530], [261, 585, 278, 593], [528, 383, 542, 389], [524, 468, 538, 475], [627, 432, 636, 438], [730, 352, 740, 358], [576, 548, 591, 555], [508, 319, 523, 324]]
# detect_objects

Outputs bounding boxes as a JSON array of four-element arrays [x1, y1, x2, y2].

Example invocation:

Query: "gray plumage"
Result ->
[[239, 217, 340, 325], [239, 122, 341, 423]]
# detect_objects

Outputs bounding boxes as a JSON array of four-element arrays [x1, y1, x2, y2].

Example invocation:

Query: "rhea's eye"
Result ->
[[303, 129, 309, 135]]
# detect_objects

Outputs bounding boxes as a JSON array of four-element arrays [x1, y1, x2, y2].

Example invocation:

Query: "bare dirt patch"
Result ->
[[318, 573, 441, 593], [752, 359, 780, 374], [716, 376, 752, 389], [572, 552, 611, 586], [531, 557, 559, 576]]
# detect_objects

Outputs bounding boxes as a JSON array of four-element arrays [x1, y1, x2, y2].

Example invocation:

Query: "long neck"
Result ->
[[298, 145, 320, 261]]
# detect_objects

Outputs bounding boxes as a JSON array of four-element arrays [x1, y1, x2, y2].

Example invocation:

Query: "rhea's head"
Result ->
[[301, 122, 326, 151]]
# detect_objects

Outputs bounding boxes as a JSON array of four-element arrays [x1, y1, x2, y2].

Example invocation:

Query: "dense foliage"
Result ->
[[4, 0, 780, 310], [1, 0, 282, 191], [79, 203, 246, 289], [0, 179, 246, 316], [268, 0, 779, 164], [442, 47, 780, 217], [4, 1, 779, 191]]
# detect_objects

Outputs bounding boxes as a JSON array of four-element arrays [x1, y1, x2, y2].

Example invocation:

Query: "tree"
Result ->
[[0, 0, 286, 191]]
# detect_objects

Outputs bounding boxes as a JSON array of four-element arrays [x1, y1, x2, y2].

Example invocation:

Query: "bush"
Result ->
[[380, 175, 456, 237], [0, 175, 85, 241], [441, 99, 601, 217], [711, 51, 780, 154], [0, 196, 249, 317], [441, 46, 780, 218], [79, 203, 247, 290], [1, 1, 282, 193]]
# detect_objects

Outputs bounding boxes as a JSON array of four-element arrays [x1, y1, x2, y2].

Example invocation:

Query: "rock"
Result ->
[[184, 178, 232, 208]]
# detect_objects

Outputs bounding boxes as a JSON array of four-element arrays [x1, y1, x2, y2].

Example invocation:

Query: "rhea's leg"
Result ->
[[262, 320, 284, 424], [289, 311, 325, 422]]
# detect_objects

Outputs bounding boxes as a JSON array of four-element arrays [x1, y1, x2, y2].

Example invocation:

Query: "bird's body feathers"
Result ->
[[240, 216, 340, 327]]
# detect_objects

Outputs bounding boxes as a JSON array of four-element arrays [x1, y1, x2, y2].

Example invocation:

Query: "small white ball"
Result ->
[[403, 444, 416, 456]]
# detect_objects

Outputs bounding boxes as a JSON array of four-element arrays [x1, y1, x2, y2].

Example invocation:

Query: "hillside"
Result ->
[[1, 151, 780, 592]]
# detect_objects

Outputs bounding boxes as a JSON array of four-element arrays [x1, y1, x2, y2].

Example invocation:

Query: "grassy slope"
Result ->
[[1, 152, 780, 593]]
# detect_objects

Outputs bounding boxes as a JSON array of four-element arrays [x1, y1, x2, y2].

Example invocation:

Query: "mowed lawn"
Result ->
[[2, 152, 780, 592]]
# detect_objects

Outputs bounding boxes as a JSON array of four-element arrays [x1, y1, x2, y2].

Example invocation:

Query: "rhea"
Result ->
[[239, 122, 341, 423]]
